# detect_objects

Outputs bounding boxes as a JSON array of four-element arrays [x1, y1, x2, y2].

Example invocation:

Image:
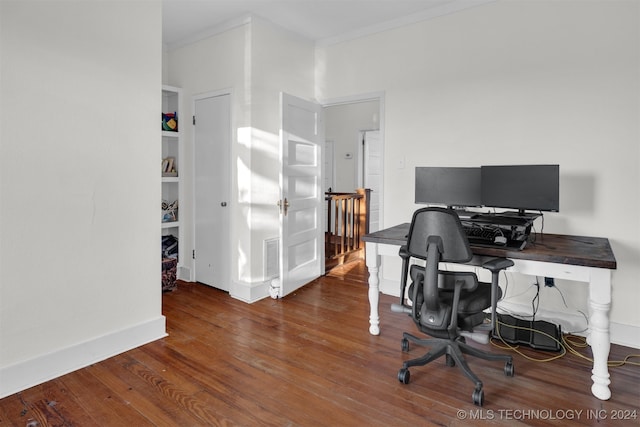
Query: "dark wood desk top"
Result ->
[[362, 223, 617, 270]]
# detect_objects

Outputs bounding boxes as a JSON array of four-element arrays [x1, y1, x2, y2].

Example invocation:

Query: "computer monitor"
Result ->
[[415, 167, 482, 208], [481, 164, 559, 214]]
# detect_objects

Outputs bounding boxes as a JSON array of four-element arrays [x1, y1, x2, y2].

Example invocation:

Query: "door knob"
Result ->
[[221, 202, 227, 207], [277, 198, 290, 215]]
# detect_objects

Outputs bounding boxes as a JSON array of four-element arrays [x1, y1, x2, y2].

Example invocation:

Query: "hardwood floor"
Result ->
[[1, 261, 638, 426]]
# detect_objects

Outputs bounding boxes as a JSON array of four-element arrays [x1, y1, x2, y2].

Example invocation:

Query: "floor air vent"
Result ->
[[264, 238, 279, 280]]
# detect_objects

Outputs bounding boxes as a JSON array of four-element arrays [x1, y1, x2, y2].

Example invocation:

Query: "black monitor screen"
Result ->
[[481, 165, 559, 212], [415, 167, 482, 207]]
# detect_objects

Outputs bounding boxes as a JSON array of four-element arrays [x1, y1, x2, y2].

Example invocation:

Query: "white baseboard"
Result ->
[[0, 316, 167, 399], [230, 279, 270, 303], [610, 323, 640, 349], [380, 277, 401, 298]]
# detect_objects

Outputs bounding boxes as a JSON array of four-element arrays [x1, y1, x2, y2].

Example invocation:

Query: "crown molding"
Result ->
[[316, 0, 495, 48]]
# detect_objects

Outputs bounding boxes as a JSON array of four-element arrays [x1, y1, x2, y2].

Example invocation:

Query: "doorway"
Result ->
[[193, 92, 232, 291], [323, 95, 384, 231]]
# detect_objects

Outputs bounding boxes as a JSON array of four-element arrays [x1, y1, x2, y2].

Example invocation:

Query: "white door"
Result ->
[[363, 130, 382, 232], [324, 140, 334, 233], [278, 93, 324, 298], [194, 93, 231, 291]]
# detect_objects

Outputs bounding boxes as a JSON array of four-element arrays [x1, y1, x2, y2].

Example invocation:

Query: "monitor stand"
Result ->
[[497, 210, 541, 221], [451, 208, 478, 220]]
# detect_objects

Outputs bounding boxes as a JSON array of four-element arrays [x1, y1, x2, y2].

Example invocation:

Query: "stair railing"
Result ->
[[325, 188, 371, 262]]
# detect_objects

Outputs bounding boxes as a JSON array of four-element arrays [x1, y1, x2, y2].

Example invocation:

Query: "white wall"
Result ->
[[167, 17, 315, 301], [317, 0, 639, 346], [0, 1, 165, 397]]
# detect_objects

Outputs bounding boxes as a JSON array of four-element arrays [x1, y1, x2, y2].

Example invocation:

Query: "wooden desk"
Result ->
[[362, 223, 617, 400]]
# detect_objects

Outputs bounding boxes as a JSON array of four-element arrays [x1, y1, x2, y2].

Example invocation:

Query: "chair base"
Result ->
[[398, 332, 514, 406]]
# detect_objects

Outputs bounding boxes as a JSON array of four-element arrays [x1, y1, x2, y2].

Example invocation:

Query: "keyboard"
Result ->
[[462, 224, 500, 242]]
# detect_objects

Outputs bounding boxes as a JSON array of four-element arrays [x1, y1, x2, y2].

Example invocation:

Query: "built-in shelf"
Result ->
[[162, 85, 182, 275]]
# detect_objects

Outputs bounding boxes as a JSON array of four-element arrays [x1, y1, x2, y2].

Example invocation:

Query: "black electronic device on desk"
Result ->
[[414, 166, 484, 221], [462, 212, 539, 250], [414, 164, 559, 250], [414, 167, 482, 215], [481, 164, 560, 215]]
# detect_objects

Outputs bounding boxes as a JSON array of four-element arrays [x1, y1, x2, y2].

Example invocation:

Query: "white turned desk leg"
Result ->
[[365, 243, 381, 335], [588, 299, 612, 400], [587, 268, 612, 400]]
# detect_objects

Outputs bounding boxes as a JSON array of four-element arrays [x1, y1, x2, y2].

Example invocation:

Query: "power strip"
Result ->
[[492, 313, 563, 352]]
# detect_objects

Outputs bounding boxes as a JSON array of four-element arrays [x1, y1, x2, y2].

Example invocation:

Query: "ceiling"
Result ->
[[162, 0, 490, 49]]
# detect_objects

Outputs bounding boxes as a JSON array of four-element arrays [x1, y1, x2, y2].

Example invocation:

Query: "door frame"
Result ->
[[191, 88, 234, 288], [321, 91, 386, 230]]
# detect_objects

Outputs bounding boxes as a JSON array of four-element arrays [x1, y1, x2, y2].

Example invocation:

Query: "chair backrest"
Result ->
[[404, 207, 478, 335], [406, 207, 472, 263]]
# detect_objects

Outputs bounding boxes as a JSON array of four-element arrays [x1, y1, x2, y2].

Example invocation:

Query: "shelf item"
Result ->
[[162, 257, 178, 292], [162, 112, 178, 132], [162, 156, 177, 176], [162, 199, 179, 223]]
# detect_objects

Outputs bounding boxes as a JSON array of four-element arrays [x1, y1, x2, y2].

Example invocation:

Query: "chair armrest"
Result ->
[[399, 245, 409, 259], [482, 257, 514, 273]]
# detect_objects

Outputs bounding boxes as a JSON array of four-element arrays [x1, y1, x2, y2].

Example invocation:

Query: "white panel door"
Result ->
[[194, 93, 231, 291], [364, 130, 382, 232], [279, 93, 324, 297]]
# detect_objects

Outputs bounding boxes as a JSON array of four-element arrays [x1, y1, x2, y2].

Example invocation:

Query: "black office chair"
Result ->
[[392, 207, 514, 406]]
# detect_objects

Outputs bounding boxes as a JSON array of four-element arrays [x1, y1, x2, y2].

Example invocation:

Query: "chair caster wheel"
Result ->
[[401, 338, 409, 352], [472, 388, 484, 406], [504, 362, 515, 377], [398, 368, 410, 384], [446, 354, 455, 367]]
